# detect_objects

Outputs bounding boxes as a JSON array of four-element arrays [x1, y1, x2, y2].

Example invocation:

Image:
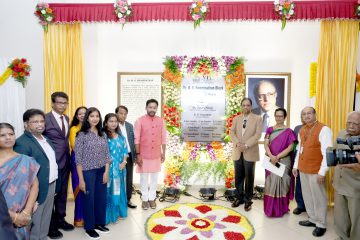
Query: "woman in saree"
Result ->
[[69, 106, 87, 227], [263, 108, 297, 217], [0, 123, 40, 239], [103, 113, 128, 224]]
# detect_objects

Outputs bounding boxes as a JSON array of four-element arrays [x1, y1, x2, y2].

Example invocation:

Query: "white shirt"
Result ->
[[119, 122, 131, 153], [294, 125, 333, 176], [34, 135, 58, 183], [52, 110, 68, 136]]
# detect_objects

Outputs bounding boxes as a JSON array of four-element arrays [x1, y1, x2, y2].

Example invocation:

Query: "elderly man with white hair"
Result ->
[[333, 111, 360, 240]]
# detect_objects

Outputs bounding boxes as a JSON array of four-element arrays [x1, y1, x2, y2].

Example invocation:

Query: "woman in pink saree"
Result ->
[[0, 123, 39, 239], [263, 108, 297, 217]]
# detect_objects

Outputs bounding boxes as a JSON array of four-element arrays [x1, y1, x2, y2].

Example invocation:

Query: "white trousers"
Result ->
[[300, 172, 327, 228], [140, 173, 158, 201]]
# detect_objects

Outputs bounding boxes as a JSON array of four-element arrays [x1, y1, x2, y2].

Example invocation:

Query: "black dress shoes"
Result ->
[[244, 201, 253, 212], [299, 220, 316, 227], [293, 208, 306, 215], [128, 201, 137, 209], [231, 199, 244, 208], [58, 220, 75, 231], [312, 227, 326, 237], [48, 229, 63, 239]]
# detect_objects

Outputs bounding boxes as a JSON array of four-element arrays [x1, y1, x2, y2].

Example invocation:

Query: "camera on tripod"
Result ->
[[326, 136, 360, 166]]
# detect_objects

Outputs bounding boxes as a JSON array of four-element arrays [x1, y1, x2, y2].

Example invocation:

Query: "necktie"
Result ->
[[60, 116, 66, 136], [262, 113, 269, 132]]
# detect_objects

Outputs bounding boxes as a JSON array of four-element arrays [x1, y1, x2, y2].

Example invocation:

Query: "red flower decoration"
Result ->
[[222, 215, 242, 224], [151, 224, 177, 234], [195, 205, 212, 214], [164, 210, 182, 218]]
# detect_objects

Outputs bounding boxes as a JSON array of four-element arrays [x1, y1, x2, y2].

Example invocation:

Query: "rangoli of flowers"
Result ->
[[162, 56, 245, 189], [146, 203, 255, 240]]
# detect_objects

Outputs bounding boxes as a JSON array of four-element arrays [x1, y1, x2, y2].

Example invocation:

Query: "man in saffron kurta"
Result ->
[[134, 99, 166, 210], [293, 107, 332, 238]]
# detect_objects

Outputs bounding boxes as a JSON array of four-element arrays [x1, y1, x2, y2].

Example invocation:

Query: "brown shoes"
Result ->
[[142, 201, 149, 210], [149, 200, 157, 209]]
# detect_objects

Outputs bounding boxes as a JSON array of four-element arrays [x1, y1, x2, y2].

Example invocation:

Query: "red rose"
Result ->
[[21, 58, 26, 63], [25, 72, 30, 76]]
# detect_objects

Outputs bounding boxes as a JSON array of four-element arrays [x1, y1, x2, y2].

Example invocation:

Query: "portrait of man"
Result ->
[[246, 74, 289, 134]]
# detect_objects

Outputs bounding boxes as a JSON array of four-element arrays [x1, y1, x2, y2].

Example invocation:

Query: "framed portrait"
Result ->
[[117, 72, 162, 124], [245, 72, 291, 141]]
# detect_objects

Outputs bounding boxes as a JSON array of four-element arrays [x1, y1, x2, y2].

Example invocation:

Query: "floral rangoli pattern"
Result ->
[[146, 203, 254, 240]]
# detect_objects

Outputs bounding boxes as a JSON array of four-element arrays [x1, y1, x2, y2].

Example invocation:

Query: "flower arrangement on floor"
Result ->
[[190, 0, 209, 29], [146, 203, 255, 240], [34, 2, 55, 32], [162, 55, 245, 189], [114, 0, 132, 27], [0, 58, 31, 87], [274, 0, 295, 30]]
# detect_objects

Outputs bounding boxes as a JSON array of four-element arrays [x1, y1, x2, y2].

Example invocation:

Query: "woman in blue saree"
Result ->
[[263, 109, 297, 217], [0, 123, 40, 239], [103, 114, 128, 224]]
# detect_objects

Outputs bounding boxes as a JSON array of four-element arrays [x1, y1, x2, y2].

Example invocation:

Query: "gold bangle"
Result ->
[[22, 210, 31, 217]]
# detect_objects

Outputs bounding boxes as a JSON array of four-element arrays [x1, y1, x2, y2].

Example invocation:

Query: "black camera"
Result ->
[[326, 136, 360, 166]]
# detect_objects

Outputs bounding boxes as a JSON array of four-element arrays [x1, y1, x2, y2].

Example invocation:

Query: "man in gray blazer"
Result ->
[[116, 105, 137, 208], [333, 111, 360, 240], [230, 98, 262, 211], [43, 92, 73, 239]]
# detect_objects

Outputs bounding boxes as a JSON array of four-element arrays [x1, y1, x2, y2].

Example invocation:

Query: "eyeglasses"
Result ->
[[243, 119, 247, 128], [257, 92, 276, 100], [54, 101, 68, 106], [28, 120, 45, 125]]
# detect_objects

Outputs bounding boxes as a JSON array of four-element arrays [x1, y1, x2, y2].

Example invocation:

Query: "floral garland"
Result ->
[[34, 2, 55, 32], [274, 0, 295, 30], [356, 1, 360, 18], [114, 0, 132, 27], [0, 58, 31, 87], [190, 0, 209, 29], [162, 55, 245, 189]]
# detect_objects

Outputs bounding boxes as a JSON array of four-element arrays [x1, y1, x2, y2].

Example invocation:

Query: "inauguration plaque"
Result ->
[[181, 76, 226, 142], [118, 72, 162, 124]]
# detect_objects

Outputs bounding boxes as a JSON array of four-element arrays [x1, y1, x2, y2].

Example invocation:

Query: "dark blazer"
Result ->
[[14, 131, 58, 204], [0, 191, 16, 240], [118, 122, 136, 163], [44, 112, 70, 169]]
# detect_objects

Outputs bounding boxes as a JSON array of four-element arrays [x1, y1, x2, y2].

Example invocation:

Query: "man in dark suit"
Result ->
[[0, 190, 16, 240], [43, 92, 74, 239], [14, 109, 59, 240], [116, 105, 137, 208]]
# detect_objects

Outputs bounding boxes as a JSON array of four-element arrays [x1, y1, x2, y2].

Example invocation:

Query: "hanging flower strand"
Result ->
[[114, 0, 132, 28], [190, 0, 209, 29], [34, 2, 55, 32], [274, 0, 295, 30]]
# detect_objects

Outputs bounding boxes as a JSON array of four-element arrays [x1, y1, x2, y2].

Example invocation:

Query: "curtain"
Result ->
[[315, 20, 359, 205], [0, 58, 26, 137], [43, 23, 85, 116]]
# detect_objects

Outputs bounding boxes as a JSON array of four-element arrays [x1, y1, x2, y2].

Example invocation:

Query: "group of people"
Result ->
[[0, 92, 166, 240], [230, 97, 360, 239]]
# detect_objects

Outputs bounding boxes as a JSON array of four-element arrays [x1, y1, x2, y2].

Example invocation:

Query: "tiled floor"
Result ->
[[61, 187, 339, 240]]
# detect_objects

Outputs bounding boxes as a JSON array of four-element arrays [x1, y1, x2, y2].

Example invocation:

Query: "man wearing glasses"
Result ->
[[44, 92, 74, 239], [252, 80, 280, 132], [230, 98, 262, 211]]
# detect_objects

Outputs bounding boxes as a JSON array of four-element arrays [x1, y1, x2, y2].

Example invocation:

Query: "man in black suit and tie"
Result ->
[[44, 92, 74, 239], [116, 105, 137, 208]]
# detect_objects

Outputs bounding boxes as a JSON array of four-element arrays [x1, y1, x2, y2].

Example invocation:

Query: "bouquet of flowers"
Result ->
[[114, 0, 132, 28], [190, 0, 209, 29], [34, 2, 54, 32], [274, 0, 295, 30], [9, 59, 31, 87], [355, 0, 360, 17]]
